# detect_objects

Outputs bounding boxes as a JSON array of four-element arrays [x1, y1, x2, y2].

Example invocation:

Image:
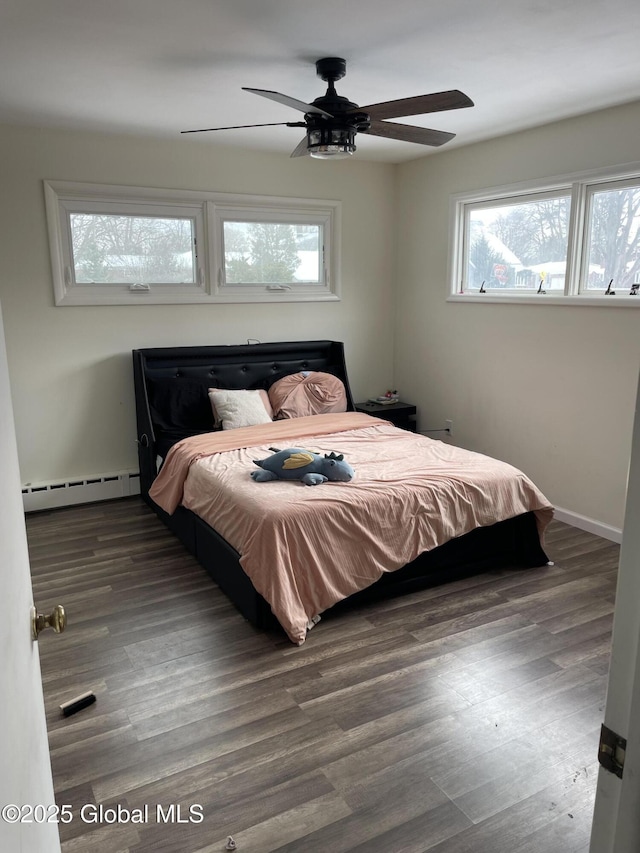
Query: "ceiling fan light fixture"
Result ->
[[307, 127, 356, 159]]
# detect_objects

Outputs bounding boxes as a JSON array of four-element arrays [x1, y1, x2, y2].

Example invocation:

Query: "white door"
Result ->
[[0, 301, 61, 853], [589, 368, 640, 851]]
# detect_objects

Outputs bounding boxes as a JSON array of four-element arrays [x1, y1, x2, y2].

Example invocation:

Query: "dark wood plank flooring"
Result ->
[[26, 498, 617, 852]]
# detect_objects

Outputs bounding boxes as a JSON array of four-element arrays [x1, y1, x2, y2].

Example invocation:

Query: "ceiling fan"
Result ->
[[181, 57, 474, 159]]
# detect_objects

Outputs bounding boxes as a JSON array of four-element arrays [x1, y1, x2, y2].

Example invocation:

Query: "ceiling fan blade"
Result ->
[[181, 121, 305, 134], [242, 87, 333, 118], [354, 90, 473, 121], [364, 120, 455, 147], [290, 136, 309, 158]]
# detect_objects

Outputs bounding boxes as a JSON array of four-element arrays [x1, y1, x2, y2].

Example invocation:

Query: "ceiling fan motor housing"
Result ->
[[306, 104, 370, 131], [308, 59, 371, 140], [315, 57, 347, 82]]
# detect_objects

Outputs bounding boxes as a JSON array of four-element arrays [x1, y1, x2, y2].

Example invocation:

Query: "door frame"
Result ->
[[0, 299, 61, 853], [589, 367, 640, 851]]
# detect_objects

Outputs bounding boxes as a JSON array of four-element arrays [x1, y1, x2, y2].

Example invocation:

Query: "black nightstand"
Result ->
[[356, 400, 417, 431]]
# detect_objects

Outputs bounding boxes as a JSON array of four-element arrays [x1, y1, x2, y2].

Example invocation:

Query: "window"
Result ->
[[222, 222, 321, 286], [450, 165, 640, 305], [583, 180, 640, 295], [44, 182, 340, 305], [212, 203, 335, 299], [464, 192, 571, 293], [45, 184, 207, 305], [70, 212, 197, 286]]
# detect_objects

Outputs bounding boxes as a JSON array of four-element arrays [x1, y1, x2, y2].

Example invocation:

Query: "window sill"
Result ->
[[447, 294, 640, 307], [214, 290, 340, 303], [55, 287, 341, 306]]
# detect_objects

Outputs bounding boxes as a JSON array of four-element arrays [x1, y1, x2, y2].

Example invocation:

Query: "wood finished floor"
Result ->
[[26, 497, 618, 853]]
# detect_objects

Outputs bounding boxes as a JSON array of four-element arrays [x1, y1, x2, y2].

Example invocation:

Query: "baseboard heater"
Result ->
[[22, 471, 140, 512]]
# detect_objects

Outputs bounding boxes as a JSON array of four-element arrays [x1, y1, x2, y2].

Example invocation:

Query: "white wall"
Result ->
[[0, 125, 396, 485], [395, 100, 640, 531]]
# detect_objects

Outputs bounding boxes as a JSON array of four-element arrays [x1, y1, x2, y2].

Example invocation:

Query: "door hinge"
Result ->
[[598, 723, 626, 778]]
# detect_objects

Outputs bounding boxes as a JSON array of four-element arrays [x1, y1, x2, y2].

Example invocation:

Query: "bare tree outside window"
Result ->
[[70, 214, 196, 284], [586, 186, 640, 291], [492, 198, 569, 268]]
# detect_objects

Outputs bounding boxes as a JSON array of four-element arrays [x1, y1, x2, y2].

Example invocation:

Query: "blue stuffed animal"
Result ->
[[251, 448, 354, 486]]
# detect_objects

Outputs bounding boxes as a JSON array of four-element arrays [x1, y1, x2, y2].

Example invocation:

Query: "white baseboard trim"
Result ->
[[553, 505, 622, 544], [22, 470, 140, 513]]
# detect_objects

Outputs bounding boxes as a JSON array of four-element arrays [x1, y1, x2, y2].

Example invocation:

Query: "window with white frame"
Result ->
[[583, 180, 640, 295], [212, 204, 333, 298], [44, 181, 341, 305], [449, 165, 640, 305]]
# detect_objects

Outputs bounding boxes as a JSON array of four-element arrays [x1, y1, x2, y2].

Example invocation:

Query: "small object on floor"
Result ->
[[60, 690, 96, 717], [547, 561, 555, 566], [225, 837, 237, 850]]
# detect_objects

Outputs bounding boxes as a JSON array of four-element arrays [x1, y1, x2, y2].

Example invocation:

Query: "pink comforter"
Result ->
[[150, 412, 553, 644]]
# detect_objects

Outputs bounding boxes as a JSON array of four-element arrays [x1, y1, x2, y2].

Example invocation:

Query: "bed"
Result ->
[[133, 340, 553, 644]]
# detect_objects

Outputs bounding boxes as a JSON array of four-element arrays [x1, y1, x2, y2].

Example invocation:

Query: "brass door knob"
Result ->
[[31, 604, 66, 639]]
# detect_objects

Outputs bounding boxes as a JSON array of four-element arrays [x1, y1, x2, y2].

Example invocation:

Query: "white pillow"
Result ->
[[208, 388, 273, 430]]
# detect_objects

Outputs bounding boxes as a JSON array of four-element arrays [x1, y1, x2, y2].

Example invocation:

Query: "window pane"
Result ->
[[465, 196, 570, 291], [223, 221, 321, 284], [584, 185, 640, 292], [69, 214, 196, 284]]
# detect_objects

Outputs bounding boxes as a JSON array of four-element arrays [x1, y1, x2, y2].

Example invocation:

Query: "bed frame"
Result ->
[[133, 340, 548, 633]]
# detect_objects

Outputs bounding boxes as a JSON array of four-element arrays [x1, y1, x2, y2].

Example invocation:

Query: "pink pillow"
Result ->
[[268, 371, 347, 419]]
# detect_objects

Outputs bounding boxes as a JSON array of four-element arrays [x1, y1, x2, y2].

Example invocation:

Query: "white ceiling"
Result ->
[[2, 0, 640, 164]]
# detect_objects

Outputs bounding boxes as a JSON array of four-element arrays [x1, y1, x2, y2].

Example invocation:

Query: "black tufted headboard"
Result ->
[[132, 340, 355, 496]]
